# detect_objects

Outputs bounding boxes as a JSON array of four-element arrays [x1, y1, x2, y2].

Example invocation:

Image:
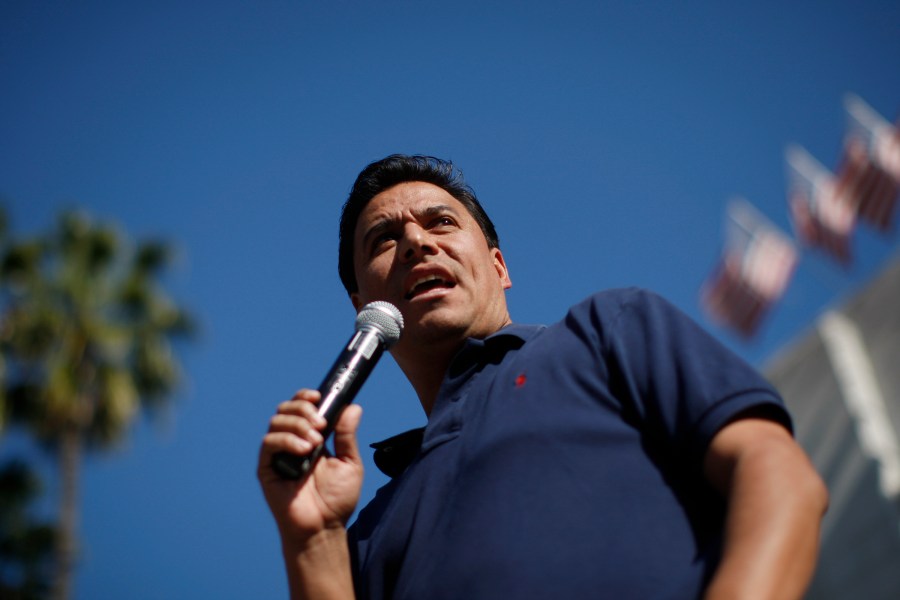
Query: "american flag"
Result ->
[[701, 199, 798, 338], [840, 94, 900, 231], [786, 144, 856, 265]]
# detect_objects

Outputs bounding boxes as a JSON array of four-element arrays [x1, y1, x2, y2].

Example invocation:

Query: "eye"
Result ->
[[430, 215, 456, 229], [371, 232, 397, 253]]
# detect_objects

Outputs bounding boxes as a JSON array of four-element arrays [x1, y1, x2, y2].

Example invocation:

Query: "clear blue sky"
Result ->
[[1, 1, 899, 598]]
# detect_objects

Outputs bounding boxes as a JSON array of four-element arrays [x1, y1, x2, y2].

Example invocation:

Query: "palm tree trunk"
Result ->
[[52, 426, 81, 600]]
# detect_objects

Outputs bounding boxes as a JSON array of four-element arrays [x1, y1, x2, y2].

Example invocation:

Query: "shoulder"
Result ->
[[568, 287, 679, 318], [561, 287, 690, 340]]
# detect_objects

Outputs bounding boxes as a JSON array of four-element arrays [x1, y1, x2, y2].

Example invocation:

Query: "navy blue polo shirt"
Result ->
[[348, 288, 791, 600]]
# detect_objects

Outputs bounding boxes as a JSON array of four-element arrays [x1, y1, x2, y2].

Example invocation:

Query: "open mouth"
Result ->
[[405, 274, 456, 299]]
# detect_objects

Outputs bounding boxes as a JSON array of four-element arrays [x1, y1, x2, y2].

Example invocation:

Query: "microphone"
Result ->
[[271, 301, 404, 481]]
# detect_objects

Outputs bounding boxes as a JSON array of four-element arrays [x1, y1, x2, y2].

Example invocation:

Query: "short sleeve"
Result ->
[[592, 288, 792, 464]]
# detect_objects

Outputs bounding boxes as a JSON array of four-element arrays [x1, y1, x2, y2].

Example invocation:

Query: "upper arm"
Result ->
[[703, 414, 825, 503], [700, 414, 828, 600]]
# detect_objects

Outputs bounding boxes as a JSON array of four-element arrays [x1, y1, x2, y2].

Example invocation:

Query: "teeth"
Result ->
[[414, 274, 442, 287], [407, 274, 446, 297]]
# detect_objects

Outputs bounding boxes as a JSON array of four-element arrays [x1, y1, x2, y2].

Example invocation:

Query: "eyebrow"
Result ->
[[361, 203, 461, 249]]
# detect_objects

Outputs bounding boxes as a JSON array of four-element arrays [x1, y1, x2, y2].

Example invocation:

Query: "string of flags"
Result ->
[[701, 93, 900, 339]]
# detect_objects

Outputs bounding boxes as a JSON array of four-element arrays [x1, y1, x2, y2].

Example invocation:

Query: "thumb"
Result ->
[[332, 404, 363, 466]]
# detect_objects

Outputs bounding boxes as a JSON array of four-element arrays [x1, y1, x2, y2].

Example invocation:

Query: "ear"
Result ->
[[491, 248, 512, 290]]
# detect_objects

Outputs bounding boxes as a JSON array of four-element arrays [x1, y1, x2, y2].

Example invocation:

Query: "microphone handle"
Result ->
[[271, 327, 386, 481]]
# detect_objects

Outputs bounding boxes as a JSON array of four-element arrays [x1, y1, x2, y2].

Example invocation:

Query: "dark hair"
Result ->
[[338, 154, 500, 295]]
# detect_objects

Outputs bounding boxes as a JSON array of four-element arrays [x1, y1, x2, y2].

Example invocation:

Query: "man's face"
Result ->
[[351, 181, 512, 349]]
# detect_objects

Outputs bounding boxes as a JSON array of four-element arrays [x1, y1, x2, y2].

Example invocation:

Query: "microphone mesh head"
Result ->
[[356, 301, 404, 347]]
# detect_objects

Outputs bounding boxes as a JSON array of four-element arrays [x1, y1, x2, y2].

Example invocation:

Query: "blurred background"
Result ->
[[1, 1, 899, 598]]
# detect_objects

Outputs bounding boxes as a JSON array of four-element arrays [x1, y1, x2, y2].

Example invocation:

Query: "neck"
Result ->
[[391, 314, 514, 415], [391, 338, 461, 416]]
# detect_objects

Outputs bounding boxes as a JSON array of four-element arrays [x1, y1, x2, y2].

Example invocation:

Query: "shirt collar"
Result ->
[[370, 323, 544, 478], [487, 322, 545, 342]]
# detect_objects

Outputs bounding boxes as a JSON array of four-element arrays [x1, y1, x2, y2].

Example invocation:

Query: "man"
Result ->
[[258, 155, 828, 599]]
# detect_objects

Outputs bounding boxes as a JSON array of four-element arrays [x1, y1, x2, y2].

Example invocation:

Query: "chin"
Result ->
[[405, 311, 471, 341]]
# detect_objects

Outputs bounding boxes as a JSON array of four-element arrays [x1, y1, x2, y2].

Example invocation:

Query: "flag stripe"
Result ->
[[702, 198, 797, 338], [787, 145, 855, 263], [841, 94, 900, 231]]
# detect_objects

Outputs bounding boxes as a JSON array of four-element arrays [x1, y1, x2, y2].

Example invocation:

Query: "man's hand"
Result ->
[[258, 389, 365, 541], [258, 389, 362, 599]]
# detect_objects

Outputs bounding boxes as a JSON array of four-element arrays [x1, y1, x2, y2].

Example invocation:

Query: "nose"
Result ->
[[398, 223, 437, 262]]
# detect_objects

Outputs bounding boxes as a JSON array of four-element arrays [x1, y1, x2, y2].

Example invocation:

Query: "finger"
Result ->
[[276, 389, 321, 412], [276, 399, 327, 428], [332, 404, 363, 465], [268, 414, 325, 446], [258, 431, 315, 472], [291, 388, 320, 401]]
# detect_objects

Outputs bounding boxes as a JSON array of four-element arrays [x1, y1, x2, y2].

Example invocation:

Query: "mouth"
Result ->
[[404, 274, 456, 300]]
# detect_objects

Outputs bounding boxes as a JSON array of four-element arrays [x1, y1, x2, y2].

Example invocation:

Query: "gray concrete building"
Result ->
[[764, 256, 900, 599]]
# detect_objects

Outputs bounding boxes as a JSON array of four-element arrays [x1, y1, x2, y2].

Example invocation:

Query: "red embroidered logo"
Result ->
[[515, 373, 527, 388]]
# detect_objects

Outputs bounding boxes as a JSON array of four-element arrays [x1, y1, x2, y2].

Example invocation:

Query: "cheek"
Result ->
[[455, 238, 494, 274], [355, 255, 393, 292], [441, 235, 479, 263]]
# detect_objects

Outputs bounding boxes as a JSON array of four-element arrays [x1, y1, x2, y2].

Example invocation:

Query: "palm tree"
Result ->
[[0, 459, 56, 600], [0, 209, 194, 600]]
